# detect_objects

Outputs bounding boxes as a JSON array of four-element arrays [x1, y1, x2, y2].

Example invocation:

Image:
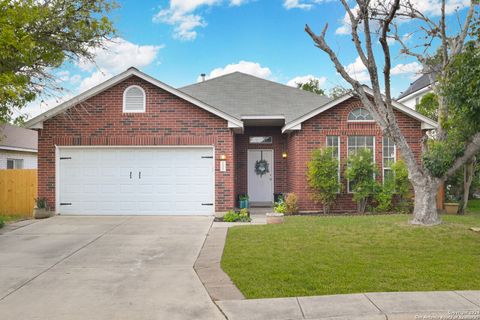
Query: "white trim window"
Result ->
[[326, 136, 340, 191], [249, 136, 273, 144], [347, 136, 375, 192], [347, 108, 374, 122], [7, 158, 24, 169], [123, 85, 146, 113], [382, 136, 396, 184]]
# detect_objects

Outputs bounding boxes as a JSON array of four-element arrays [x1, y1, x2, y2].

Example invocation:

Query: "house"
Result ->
[[397, 73, 435, 109], [25, 67, 436, 215], [0, 123, 37, 169]]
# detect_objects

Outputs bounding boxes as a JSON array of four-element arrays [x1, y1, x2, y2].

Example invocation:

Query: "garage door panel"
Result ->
[[59, 147, 214, 215]]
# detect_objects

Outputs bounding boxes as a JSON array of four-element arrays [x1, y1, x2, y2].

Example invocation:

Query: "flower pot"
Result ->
[[239, 199, 249, 209], [444, 203, 459, 215], [266, 213, 284, 224], [33, 208, 51, 219]]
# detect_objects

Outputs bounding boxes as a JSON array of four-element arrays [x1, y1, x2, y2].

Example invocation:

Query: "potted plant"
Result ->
[[33, 197, 51, 219], [266, 196, 285, 224], [444, 185, 460, 214], [238, 194, 249, 209]]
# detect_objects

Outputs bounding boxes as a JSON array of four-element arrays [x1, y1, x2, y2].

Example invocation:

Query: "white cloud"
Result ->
[[283, 0, 333, 10], [344, 56, 370, 82], [335, 0, 470, 35], [286, 75, 327, 87], [153, 0, 249, 40], [200, 60, 272, 81], [78, 37, 162, 74], [391, 62, 422, 75]]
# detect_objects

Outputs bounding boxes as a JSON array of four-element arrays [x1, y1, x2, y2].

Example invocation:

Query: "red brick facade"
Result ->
[[286, 97, 424, 212], [37, 76, 236, 211], [37, 76, 426, 214]]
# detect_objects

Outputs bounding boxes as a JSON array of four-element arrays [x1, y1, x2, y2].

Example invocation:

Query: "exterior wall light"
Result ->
[[220, 154, 227, 160], [282, 152, 288, 159]]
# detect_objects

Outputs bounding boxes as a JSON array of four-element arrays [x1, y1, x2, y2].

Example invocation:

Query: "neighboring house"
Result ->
[[0, 123, 37, 169], [25, 67, 436, 215], [397, 73, 435, 109]]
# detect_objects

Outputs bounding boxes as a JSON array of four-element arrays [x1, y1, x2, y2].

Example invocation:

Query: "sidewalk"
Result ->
[[216, 291, 480, 320]]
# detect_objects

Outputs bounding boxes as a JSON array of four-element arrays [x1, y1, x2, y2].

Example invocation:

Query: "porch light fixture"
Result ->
[[220, 154, 227, 160], [282, 152, 288, 159]]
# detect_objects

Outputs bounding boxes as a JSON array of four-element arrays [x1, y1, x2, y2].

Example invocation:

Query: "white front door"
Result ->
[[247, 149, 274, 203], [58, 147, 214, 215]]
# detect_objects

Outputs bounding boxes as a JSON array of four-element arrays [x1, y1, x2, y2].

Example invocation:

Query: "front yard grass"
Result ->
[[221, 201, 480, 298], [0, 214, 31, 228]]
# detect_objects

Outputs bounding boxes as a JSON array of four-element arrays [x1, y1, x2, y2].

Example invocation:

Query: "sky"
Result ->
[[22, 0, 473, 119]]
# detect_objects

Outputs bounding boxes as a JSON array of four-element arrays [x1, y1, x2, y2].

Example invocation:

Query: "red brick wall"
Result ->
[[37, 76, 235, 212], [234, 127, 288, 202], [287, 97, 425, 213]]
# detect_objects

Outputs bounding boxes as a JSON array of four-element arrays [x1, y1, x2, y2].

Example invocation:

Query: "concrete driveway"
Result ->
[[0, 216, 225, 320]]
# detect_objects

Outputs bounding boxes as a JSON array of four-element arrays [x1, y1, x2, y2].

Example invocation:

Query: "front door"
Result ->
[[247, 149, 274, 204]]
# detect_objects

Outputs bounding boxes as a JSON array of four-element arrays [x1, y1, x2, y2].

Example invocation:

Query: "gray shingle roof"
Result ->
[[397, 71, 436, 100], [179, 72, 332, 124], [0, 123, 37, 152]]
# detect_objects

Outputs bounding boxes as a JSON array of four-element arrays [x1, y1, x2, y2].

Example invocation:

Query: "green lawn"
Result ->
[[0, 214, 31, 228], [221, 201, 480, 298]]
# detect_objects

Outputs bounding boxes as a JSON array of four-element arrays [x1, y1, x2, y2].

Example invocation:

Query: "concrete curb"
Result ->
[[216, 291, 480, 320]]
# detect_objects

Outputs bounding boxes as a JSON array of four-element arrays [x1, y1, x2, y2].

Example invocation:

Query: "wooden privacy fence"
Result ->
[[0, 169, 37, 217]]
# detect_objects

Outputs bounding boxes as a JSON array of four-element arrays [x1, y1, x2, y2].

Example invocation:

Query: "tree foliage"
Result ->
[[0, 0, 116, 123], [307, 148, 341, 213], [344, 149, 379, 214], [416, 92, 438, 121], [329, 85, 350, 99], [297, 79, 326, 95]]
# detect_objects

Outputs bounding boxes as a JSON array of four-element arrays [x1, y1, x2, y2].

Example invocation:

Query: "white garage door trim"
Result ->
[[55, 145, 215, 216]]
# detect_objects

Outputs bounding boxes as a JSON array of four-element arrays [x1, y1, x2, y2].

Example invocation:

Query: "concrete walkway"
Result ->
[[0, 216, 224, 320], [217, 291, 480, 320]]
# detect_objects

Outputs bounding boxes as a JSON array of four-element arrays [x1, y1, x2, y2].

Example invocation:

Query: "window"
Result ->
[[123, 85, 146, 113], [383, 136, 396, 184], [326, 136, 340, 192], [7, 159, 23, 169], [347, 136, 375, 192], [348, 108, 374, 121], [249, 136, 272, 144]]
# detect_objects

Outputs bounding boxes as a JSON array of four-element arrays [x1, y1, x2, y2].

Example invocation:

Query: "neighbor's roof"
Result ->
[[180, 72, 333, 124], [397, 71, 436, 100], [0, 123, 37, 152]]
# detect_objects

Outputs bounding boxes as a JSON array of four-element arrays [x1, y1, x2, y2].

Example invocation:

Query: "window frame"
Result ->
[[326, 136, 341, 193], [7, 158, 24, 169], [123, 85, 146, 113], [347, 135, 375, 193], [249, 136, 273, 144], [347, 107, 375, 123], [382, 136, 396, 184]]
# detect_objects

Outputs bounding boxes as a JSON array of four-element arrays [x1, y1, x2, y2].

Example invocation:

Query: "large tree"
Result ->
[[305, 0, 480, 225], [0, 0, 116, 123]]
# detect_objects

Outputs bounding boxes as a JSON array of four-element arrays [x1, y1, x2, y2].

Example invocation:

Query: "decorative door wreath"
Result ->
[[254, 151, 270, 177]]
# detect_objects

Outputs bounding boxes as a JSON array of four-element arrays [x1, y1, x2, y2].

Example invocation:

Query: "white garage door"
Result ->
[[58, 147, 214, 215]]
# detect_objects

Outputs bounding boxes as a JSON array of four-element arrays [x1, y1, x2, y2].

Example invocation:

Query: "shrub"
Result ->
[[273, 196, 287, 214], [223, 209, 251, 222], [35, 197, 48, 209], [284, 193, 299, 214], [345, 149, 380, 213], [374, 160, 412, 213], [307, 148, 342, 214], [0, 218, 4, 229]]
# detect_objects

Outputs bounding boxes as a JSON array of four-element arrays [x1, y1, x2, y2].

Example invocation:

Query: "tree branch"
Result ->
[[445, 133, 480, 178]]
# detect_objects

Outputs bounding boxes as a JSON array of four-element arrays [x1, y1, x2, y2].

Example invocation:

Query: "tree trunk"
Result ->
[[460, 158, 475, 214], [411, 180, 442, 226]]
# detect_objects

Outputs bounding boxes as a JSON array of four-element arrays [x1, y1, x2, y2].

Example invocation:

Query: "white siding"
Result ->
[[0, 150, 37, 169]]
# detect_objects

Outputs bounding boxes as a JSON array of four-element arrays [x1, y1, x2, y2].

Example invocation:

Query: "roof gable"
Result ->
[[25, 68, 243, 129], [282, 88, 438, 133]]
